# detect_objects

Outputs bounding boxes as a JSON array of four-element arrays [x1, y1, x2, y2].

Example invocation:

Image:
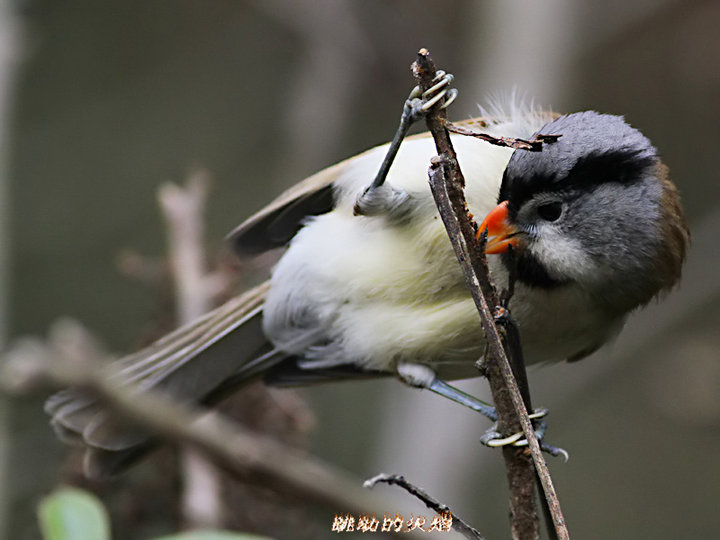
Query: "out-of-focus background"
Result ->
[[1, 1, 719, 538]]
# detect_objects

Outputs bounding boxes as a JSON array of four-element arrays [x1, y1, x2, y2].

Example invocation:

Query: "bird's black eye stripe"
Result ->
[[537, 201, 562, 222], [498, 148, 658, 212]]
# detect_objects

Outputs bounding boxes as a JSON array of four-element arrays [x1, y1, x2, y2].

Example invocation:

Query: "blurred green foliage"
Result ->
[[38, 488, 110, 540]]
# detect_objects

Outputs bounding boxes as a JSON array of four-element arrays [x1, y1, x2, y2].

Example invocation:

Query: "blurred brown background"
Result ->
[[1, 0, 719, 538]]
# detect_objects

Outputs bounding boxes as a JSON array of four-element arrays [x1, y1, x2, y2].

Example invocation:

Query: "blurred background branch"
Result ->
[[0, 317, 423, 540], [0, 0, 21, 538], [158, 171, 223, 530]]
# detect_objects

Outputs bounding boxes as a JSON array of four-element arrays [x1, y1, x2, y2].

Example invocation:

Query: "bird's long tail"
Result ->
[[45, 281, 284, 477]]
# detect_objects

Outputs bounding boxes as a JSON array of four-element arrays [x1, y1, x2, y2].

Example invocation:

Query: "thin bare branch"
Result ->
[[365, 473, 485, 540], [412, 48, 569, 540], [446, 121, 561, 151]]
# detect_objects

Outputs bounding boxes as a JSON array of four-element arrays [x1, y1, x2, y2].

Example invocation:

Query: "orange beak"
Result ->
[[478, 201, 521, 254]]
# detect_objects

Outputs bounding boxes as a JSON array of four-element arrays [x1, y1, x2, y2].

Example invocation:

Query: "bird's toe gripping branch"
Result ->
[[405, 70, 458, 122], [480, 409, 569, 461], [353, 71, 457, 219]]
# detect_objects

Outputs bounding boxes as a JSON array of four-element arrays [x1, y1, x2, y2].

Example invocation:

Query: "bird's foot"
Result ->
[[480, 409, 569, 461], [404, 69, 458, 123], [353, 72, 457, 219]]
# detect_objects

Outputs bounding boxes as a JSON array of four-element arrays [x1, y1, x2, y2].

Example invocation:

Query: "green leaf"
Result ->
[[153, 531, 272, 540], [38, 487, 111, 540]]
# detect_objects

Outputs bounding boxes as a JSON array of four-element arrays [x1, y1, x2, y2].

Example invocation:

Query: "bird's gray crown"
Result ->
[[498, 111, 659, 210]]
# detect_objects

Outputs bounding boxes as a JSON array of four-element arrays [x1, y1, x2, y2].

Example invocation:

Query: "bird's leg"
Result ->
[[397, 363, 568, 460], [428, 378, 498, 420], [397, 362, 496, 420], [353, 71, 457, 219], [479, 289, 569, 458]]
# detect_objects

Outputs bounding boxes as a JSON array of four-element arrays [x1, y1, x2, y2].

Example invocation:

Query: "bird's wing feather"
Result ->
[[45, 281, 277, 458], [114, 282, 270, 388]]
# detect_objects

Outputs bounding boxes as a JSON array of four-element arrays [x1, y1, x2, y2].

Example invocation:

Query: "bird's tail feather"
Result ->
[[45, 281, 284, 477]]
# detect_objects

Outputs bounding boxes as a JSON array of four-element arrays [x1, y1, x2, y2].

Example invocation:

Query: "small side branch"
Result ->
[[365, 474, 485, 540], [446, 122, 561, 151]]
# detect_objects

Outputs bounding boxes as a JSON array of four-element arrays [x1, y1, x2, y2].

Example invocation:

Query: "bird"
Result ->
[[45, 90, 690, 477]]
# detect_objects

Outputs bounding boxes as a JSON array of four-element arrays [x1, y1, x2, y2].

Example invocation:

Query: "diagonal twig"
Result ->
[[364, 473, 485, 540]]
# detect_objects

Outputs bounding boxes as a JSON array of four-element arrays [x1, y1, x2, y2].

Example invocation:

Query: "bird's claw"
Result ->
[[405, 70, 458, 122], [479, 408, 569, 462], [355, 71, 457, 216]]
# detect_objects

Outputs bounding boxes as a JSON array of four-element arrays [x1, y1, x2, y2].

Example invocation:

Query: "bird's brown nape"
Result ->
[[654, 162, 690, 295]]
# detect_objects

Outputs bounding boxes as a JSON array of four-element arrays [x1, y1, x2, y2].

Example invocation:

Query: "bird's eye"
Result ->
[[537, 201, 563, 222]]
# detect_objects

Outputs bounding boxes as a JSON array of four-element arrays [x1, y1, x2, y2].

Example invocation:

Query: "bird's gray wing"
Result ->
[[45, 282, 281, 476], [226, 158, 347, 255]]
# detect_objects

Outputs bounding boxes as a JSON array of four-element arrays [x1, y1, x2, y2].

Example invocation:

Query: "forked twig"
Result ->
[[365, 473, 485, 540]]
